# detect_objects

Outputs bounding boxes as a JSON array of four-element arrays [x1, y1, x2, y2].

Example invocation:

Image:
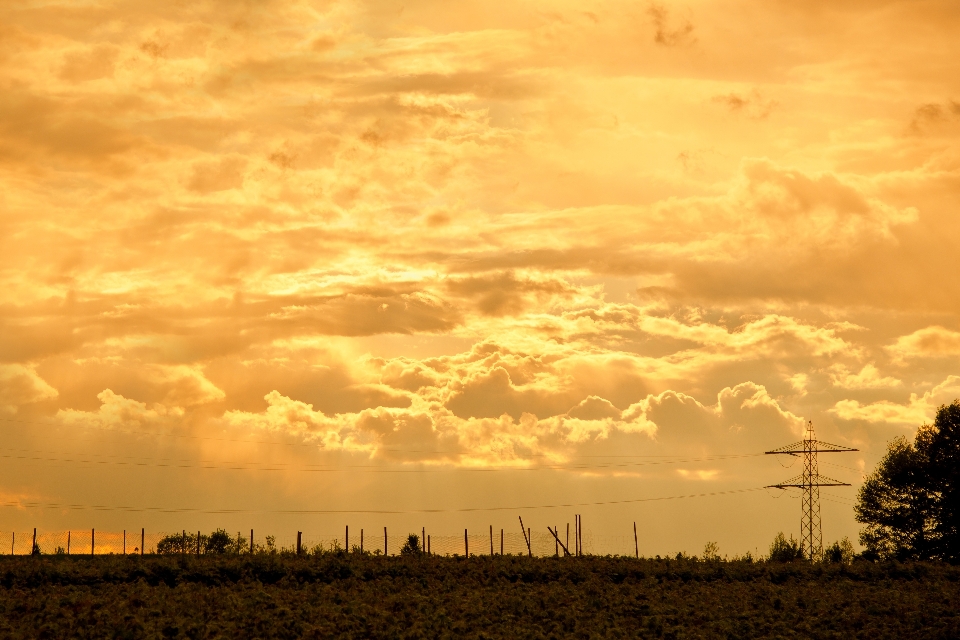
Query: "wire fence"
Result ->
[[1, 527, 639, 558]]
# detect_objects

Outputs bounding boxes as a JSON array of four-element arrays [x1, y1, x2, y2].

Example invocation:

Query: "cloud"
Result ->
[[828, 364, 900, 390], [0, 365, 58, 414], [647, 3, 695, 46], [186, 156, 247, 193], [830, 375, 960, 427], [711, 90, 777, 120], [887, 326, 960, 360], [58, 389, 182, 430], [623, 382, 804, 447]]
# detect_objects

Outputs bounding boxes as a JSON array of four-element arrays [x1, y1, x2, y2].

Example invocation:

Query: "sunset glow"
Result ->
[[2, 0, 960, 555]]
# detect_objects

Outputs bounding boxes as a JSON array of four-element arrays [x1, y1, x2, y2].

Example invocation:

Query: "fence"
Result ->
[[1, 526, 639, 557]]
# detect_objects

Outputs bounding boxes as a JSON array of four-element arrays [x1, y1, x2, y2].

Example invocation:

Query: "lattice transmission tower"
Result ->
[[766, 422, 858, 561]]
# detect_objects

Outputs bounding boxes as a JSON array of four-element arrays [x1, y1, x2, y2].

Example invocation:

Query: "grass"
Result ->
[[0, 554, 958, 638]]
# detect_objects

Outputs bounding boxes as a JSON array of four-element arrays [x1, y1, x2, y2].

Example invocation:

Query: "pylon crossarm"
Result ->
[[765, 442, 858, 455], [768, 482, 850, 489]]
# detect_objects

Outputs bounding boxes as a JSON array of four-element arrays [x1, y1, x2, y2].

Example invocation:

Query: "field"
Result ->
[[1, 554, 958, 639]]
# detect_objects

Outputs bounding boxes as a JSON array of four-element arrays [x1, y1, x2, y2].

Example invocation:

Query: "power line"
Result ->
[[0, 416, 764, 463], [0, 446, 764, 474], [0, 486, 769, 515]]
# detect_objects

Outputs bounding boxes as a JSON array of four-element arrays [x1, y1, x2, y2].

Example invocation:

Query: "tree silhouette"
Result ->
[[400, 534, 422, 555], [856, 400, 960, 561]]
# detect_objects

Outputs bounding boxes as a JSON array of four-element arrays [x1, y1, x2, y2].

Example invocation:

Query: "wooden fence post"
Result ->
[[427, 535, 431, 555], [464, 529, 468, 557], [555, 526, 558, 556], [361, 529, 364, 553], [345, 525, 348, 552], [547, 526, 571, 557], [384, 527, 387, 556], [142, 528, 145, 556], [490, 525, 493, 555], [422, 527, 426, 554], [528, 528, 532, 557], [297, 531, 302, 555], [519, 517, 531, 557], [67, 531, 71, 555], [500, 529, 503, 555], [123, 530, 126, 555], [634, 522, 639, 558], [32, 528, 36, 555], [250, 529, 254, 555], [566, 523, 569, 556], [578, 515, 583, 556], [197, 531, 201, 556], [92, 528, 95, 557]]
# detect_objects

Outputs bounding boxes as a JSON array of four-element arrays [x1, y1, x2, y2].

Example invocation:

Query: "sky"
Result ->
[[2, 0, 960, 557]]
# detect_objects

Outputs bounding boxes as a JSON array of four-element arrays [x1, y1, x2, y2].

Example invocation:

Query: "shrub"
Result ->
[[400, 534, 422, 555], [205, 529, 233, 554], [824, 537, 855, 564], [768, 532, 803, 562]]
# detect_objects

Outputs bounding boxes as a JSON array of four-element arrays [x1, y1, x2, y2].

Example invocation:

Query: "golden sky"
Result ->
[[2, 0, 960, 555]]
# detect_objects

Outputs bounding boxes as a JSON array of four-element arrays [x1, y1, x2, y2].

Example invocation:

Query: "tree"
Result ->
[[922, 401, 960, 561], [855, 400, 960, 561], [855, 434, 937, 560], [400, 534, 421, 555]]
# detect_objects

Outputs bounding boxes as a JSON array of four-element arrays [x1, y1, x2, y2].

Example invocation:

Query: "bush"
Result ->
[[400, 534, 422, 555], [204, 529, 233, 554], [768, 532, 803, 562], [824, 537, 855, 564]]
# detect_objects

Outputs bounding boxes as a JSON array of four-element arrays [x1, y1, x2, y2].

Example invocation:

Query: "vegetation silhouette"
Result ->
[[856, 400, 960, 561], [400, 534, 422, 556]]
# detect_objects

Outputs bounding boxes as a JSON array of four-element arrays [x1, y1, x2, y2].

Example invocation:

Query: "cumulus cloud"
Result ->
[[0, 0, 959, 546], [828, 364, 900, 390], [830, 376, 960, 427]]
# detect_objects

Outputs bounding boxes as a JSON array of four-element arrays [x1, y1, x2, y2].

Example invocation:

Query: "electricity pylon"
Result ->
[[766, 421, 858, 561]]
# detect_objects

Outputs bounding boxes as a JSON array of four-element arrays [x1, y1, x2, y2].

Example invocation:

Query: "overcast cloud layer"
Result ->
[[2, 0, 960, 555]]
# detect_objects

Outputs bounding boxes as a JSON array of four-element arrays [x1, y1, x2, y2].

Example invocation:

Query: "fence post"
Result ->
[[297, 531, 302, 555], [567, 523, 570, 556], [500, 529, 503, 555], [519, 517, 531, 557], [250, 529, 253, 555], [142, 528, 145, 556], [422, 527, 425, 554], [634, 522, 638, 558], [575, 515, 579, 556], [464, 529, 468, 557], [361, 529, 364, 553], [32, 528, 36, 555], [345, 526, 348, 552], [92, 528, 95, 556], [197, 531, 201, 556], [555, 526, 558, 556], [528, 528, 531, 557], [384, 527, 387, 556], [68, 531, 71, 555], [123, 530, 126, 555], [427, 535, 430, 555], [490, 525, 493, 555]]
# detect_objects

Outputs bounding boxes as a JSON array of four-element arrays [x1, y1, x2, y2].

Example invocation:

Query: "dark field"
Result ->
[[1, 555, 958, 639]]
